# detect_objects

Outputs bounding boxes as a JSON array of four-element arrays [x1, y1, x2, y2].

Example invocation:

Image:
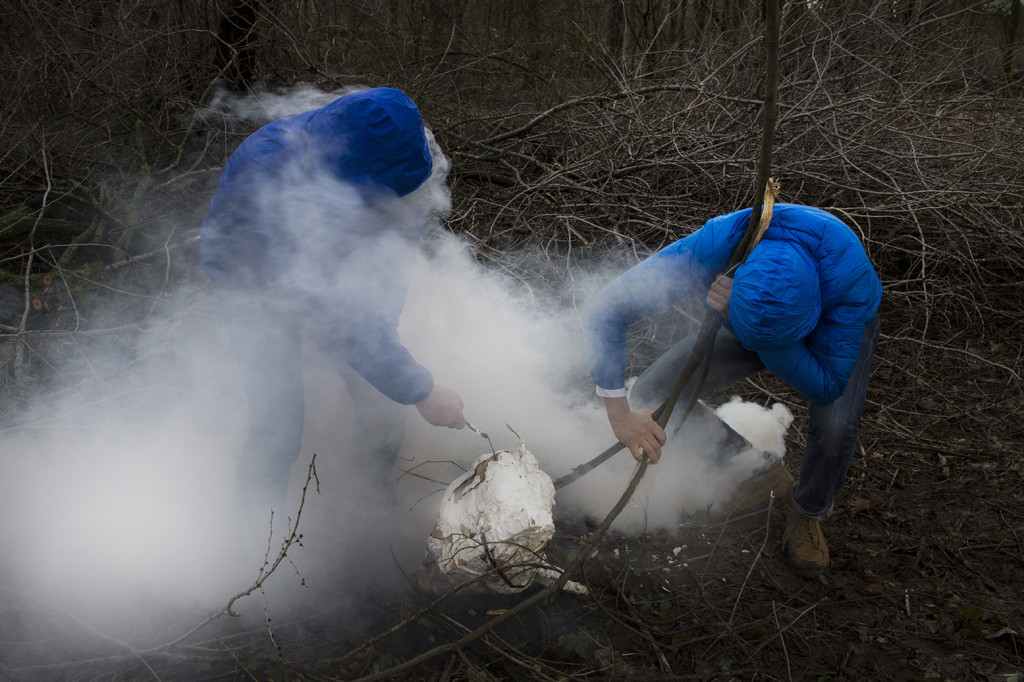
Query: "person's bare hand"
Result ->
[[706, 273, 733, 317], [603, 396, 667, 462], [415, 384, 465, 429]]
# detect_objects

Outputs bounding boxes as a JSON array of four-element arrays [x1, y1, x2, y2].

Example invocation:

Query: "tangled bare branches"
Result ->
[[439, 3, 1023, 354], [0, 1, 1021, 678]]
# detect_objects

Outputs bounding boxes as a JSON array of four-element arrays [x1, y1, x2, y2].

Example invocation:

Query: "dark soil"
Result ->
[[3, 334, 1019, 682]]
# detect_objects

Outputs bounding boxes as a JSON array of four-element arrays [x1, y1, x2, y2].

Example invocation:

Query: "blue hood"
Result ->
[[305, 87, 432, 199], [729, 240, 821, 351]]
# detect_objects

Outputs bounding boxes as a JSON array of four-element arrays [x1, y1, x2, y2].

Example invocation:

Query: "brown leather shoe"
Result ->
[[784, 507, 830, 577], [716, 462, 793, 517]]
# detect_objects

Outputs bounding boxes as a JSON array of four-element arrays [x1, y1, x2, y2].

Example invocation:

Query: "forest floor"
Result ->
[[2, 330, 1019, 682]]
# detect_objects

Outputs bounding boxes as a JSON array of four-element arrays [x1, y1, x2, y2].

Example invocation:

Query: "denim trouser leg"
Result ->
[[792, 316, 880, 520], [218, 293, 306, 515], [630, 324, 766, 467]]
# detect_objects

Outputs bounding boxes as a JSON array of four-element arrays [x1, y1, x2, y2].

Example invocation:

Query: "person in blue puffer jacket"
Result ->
[[199, 87, 466, 530], [584, 203, 882, 576]]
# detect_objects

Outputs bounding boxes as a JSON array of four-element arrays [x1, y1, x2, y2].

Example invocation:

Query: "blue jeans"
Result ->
[[630, 316, 880, 520], [217, 291, 406, 520]]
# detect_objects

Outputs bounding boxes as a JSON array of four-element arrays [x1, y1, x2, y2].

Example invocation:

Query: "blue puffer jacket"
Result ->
[[198, 87, 437, 405], [585, 204, 882, 404]]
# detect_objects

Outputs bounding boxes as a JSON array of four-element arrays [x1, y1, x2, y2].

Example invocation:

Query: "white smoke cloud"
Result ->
[[0, 84, 797, 669], [201, 82, 360, 125], [0, 229, 795, 631], [393, 240, 795, 536], [0, 295, 249, 639]]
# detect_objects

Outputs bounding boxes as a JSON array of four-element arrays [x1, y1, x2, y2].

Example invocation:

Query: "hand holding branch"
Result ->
[[706, 273, 733, 318], [603, 396, 666, 462]]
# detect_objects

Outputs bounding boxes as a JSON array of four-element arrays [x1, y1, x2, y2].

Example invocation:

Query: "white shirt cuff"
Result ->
[[595, 385, 628, 399]]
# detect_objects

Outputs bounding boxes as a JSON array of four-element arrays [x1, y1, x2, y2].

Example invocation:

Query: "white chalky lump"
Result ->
[[417, 440, 586, 595]]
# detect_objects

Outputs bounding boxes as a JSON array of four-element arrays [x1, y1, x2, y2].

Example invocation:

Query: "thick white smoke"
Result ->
[[202, 82, 355, 124], [0, 295, 248, 637], [0, 85, 795, 664], [394, 241, 794, 536]]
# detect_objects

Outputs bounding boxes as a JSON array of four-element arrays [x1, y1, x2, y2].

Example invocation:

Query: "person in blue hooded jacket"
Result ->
[[584, 203, 881, 576], [199, 87, 466, 527]]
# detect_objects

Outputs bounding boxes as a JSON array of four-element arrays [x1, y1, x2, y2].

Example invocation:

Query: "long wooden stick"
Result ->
[[354, 5, 785, 679], [554, 0, 781, 490]]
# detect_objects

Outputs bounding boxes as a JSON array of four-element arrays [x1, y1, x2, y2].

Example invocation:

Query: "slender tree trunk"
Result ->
[[1003, 0, 1021, 96], [215, 0, 261, 92], [608, 0, 625, 60], [694, 0, 710, 43], [671, 0, 689, 48]]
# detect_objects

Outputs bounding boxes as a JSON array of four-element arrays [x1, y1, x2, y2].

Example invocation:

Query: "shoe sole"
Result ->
[[786, 557, 830, 578]]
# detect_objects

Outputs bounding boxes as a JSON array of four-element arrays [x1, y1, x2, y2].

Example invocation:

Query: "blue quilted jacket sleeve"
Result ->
[[584, 211, 747, 391], [299, 238, 434, 405]]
